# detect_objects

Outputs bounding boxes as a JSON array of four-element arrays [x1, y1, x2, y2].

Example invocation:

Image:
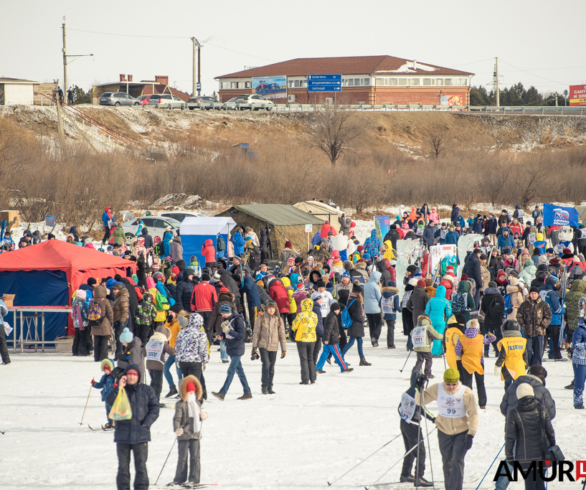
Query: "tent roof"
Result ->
[[229, 204, 324, 226], [180, 217, 237, 236], [0, 240, 136, 272], [293, 201, 344, 217]]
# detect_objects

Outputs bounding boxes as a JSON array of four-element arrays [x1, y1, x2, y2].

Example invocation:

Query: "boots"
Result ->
[[565, 380, 574, 390], [399, 475, 415, 483], [359, 358, 372, 366], [238, 393, 253, 400], [268, 387, 275, 394], [414, 476, 433, 487], [165, 386, 178, 398], [262, 386, 268, 395]]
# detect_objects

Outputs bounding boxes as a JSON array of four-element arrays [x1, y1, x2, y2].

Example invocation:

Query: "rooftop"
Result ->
[[0, 77, 38, 84], [216, 56, 474, 79]]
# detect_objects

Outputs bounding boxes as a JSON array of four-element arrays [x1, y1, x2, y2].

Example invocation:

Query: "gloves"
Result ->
[[251, 348, 258, 357], [175, 428, 183, 437], [494, 365, 501, 377], [431, 417, 436, 424], [221, 321, 231, 334], [465, 434, 474, 450], [91, 379, 95, 386], [416, 374, 427, 388], [201, 411, 208, 421], [281, 351, 286, 359]]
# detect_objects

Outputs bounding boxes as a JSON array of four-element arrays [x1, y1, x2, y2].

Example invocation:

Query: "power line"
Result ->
[[499, 60, 569, 85]]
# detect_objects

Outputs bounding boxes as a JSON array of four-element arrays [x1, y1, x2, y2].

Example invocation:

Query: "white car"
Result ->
[[147, 94, 186, 110], [122, 216, 182, 240], [222, 94, 273, 111], [160, 212, 207, 222]]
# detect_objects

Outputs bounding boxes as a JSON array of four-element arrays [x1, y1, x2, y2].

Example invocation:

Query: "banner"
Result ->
[[429, 244, 457, 277], [374, 215, 390, 243], [543, 203, 579, 228], [252, 76, 287, 100]]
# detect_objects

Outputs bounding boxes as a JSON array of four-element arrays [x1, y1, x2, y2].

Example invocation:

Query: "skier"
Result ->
[[416, 368, 478, 490], [91, 359, 116, 429], [145, 325, 175, 407], [411, 315, 444, 378], [424, 284, 452, 357], [398, 371, 436, 487], [105, 364, 160, 490], [170, 376, 208, 488], [444, 314, 466, 370]]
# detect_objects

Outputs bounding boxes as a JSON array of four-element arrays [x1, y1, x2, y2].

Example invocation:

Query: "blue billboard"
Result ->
[[252, 76, 287, 100], [308, 74, 342, 92]]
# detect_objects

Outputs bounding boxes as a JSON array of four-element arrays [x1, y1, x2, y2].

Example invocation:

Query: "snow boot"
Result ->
[[212, 392, 225, 401], [268, 387, 275, 394], [237, 393, 253, 400], [359, 358, 372, 366], [575, 404, 585, 409], [342, 368, 354, 373], [262, 386, 268, 395], [202, 390, 207, 400], [317, 369, 326, 374], [159, 402, 166, 408], [565, 380, 575, 390], [165, 386, 178, 398], [400, 475, 415, 483], [414, 476, 433, 487]]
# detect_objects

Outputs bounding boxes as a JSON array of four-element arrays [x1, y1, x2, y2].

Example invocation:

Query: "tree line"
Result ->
[[470, 83, 568, 107]]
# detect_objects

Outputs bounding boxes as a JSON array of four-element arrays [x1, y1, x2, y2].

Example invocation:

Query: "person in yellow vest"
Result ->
[[415, 368, 479, 490], [494, 319, 528, 389], [455, 319, 496, 409], [445, 314, 467, 370]]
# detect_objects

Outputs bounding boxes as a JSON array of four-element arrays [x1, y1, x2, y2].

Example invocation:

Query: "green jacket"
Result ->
[[112, 227, 126, 246], [566, 279, 586, 331]]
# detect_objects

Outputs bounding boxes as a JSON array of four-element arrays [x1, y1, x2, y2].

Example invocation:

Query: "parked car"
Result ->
[[137, 95, 151, 105], [147, 94, 186, 110], [187, 96, 222, 110], [222, 94, 273, 111], [122, 216, 182, 240], [160, 212, 207, 222], [99, 92, 140, 107]]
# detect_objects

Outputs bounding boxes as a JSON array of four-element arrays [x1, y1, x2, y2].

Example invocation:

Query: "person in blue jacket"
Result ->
[[473, 215, 484, 234], [466, 215, 475, 230], [105, 363, 160, 489], [539, 275, 565, 361], [572, 302, 586, 409], [364, 229, 382, 258], [450, 204, 460, 225], [424, 284, 452, 356], [497, 228, 516, 253], [311, 230, 322, 247], [457, 215, 466, 229], [381, 280, 400, 348], [92, 359, 117, 428], [239, 271, 261, 327], [232, 230, 245, 256], [445, 226, 460, 245]]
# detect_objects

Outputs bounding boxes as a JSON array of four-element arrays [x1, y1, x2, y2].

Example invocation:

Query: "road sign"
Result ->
[[308, 74, 341, 92], [196, 83, 201, 90]]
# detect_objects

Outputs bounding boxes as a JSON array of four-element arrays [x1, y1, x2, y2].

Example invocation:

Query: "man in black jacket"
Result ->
[[462, 249, 483, 307], [479, 282, 504, 356], [106, 364, 160, 490], [383, 225, 401, 253], [175, 269, 195, 312], [316, 303, 352, 373]]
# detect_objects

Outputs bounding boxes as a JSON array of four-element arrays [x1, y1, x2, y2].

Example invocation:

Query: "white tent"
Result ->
[[180, 217, 237, 265]]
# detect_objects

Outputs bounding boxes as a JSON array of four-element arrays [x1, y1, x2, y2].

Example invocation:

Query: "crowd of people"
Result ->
[[2, 202, 586, 490]]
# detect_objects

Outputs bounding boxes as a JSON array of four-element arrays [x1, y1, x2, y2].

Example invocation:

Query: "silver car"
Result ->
[[222, 94, 273, 111], [147, 94, 186, 110], [187, 96, 222, 110], [99, 92, 140, 106]]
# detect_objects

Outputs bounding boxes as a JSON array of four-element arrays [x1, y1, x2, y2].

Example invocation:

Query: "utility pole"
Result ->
[[191, 37, 202, 96], [494, 57, 500, 107], [197, 43, 201, 96], [191, 37, 197, 96], [54, 80, 64, 137], [62, 17, 67, 95]]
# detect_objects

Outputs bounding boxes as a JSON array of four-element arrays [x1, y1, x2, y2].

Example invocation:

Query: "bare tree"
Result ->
[[308, 104, 363, 165], [517, 157, 549, 207], [485, 160, 513, 205], [426, 131, 447, 159]]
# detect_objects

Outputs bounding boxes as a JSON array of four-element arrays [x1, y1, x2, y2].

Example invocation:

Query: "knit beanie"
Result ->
[[87, 277, 97, 286], [455, 313, 467, 325], [417, 280, 426, 288], [408, 278, 418, 287], [186, 381, 196, 393], [219, 304, 232, 313], [488, 281, 497, 288], [516, 383, 534, 400], [444, 368, 460, 384], [119, 327, 134, 343]]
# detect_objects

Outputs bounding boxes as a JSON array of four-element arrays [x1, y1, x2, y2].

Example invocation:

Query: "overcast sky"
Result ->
[[2, 0, 584, 97]]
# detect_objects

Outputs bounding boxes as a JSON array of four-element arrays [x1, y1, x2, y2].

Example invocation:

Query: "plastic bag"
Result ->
[[108, 388, 133, 421]]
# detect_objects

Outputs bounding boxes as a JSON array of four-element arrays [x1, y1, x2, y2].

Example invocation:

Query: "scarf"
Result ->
[[186, 393, 202, 433]]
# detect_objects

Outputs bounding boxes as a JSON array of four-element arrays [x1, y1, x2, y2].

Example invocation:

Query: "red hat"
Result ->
[[172, 266, 180, 274], [446, 266, 455, 272], [417, 280, 426, 288], [126, 368, 139, 377], [296, 282, 305, 290], [331, 250, 340, 258], [350, 221, 356, 228], [285, 241, 293, 249], [186, 381, 196, 393], [220, 286, 230, 293], [357, 246, 364, 252], [563, 248, 572, 255], [287, 256, 295, 262], [461, 273, 469, 281]]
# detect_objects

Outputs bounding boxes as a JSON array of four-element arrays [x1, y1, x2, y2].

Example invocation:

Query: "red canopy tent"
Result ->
[[0, 240, 136, 337]]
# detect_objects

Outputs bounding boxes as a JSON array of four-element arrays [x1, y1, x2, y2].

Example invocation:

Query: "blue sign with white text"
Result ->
[[543, 203, 579, 227], [308, 74, 342, 92]]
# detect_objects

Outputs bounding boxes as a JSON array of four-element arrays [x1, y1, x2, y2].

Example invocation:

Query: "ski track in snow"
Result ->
[[0, 330, 581, 490]]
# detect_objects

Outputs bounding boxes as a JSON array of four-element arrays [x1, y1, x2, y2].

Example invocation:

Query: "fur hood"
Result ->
[[382, 286, 399, 294], [218, 291, 235, 303], [180, 374, 203, 401], [153, 325, 171, 341], [355, 262, 367, 270]]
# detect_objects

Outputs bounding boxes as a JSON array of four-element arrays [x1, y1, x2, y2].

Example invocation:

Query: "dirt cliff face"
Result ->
[[1, 105, 585, 156]]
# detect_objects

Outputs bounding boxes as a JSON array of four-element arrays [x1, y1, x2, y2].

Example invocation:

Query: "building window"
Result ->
[[445, 79, 453, 86], [230, 82, 237, 89], [388, 78, 397, 86], [423, 78, 431, 86], [348, 79, 354, 87], [399, 78, 408, 86], [353, 78, 360, 86], [457, 78, 467, 86], [245, 81, 251, 88], [411, 78, 420, 86], [436, 79, 443, 86], [362, 78, 370, 86]]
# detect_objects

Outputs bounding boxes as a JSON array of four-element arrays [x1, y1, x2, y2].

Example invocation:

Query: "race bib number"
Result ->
[[401, 291, 412, 309], [412, 326, 427, 349], [399, 392, 417, 423], [146, 340, 165, 363], [438, 384, 466, 418], [381, 296, 394, 314], [528, 233, 536, 245]]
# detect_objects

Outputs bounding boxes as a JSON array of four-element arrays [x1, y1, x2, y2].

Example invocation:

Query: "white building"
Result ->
[[0, 77, 38, 106]]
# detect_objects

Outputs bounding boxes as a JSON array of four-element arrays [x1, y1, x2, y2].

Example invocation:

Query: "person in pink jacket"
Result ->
[[429, 207, 439, 224], [201, 239, 216, 265]]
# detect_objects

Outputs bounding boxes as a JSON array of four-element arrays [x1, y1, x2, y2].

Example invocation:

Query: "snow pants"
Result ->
[[573, 362, 586, 407], [72, 327, 92, 356], [413, 351, 432, 377], [148, 369, 163, 402], [174, 439, 200, 485], [296, 342, 316, 383], [312, 338, 322, 367], [316, 344, 348, 371], [0, 325, 11, 364], [386, 320, 396, 348], [401, 422, 425, 479], [93, 335, 109, 362], [438, 430, 468, 490], [116, 442, 149, 490], [366, 313, 382, 342]]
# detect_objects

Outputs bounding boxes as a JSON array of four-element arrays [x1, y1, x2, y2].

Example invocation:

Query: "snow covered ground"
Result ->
[[0, 329, 582, 490]]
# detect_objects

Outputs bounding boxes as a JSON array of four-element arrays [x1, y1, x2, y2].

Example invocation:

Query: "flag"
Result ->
[[543, 203, 579, 227]]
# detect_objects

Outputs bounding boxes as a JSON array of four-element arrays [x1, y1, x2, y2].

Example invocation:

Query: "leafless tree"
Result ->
[[486, 160, 513, 205], [517, 157, 549, 208], [308, 104, 363, 165], [427, 131, 447, 159]]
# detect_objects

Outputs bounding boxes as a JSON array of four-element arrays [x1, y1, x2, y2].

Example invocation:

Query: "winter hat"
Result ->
[[417, 280, 426, 288], [111, 282, 125, 290], [482, 237, 490, 242], [480, 254, 487, 261], [363, 253, 371, 261], [502, 247, 511, 255], [101, 359, 114, 373], [315, 280, 326, 289], [285, 241, 293, 249], [245, 236, 252, 242], [546, 248, 554, 254], [119, 328, 134, 343], [352, 282, 362, 294], [516, 383, 534, 400], [172, 266, 180, 275], [75, 289, 87, 300], [201, 273, 211, 281], [417, 315, 431, 326], [408, 278, 418, 287], [186, 381, 197, 393], [170, 304, 182, 314], [287, 256, 295, 263], [563, 248, 572, 255], [357, 245, 364, 253], [488, 281, 497, 288], [125, 367, 140, 377], [455, 313, 467, 325], [106, 278, 117, 289], [527, 365, 547, 385], [330, 303, 341, 313], [461, 273, 469, 281], [146, 277, 156, 289], [189, 313, 204, 328], [219, 304, 232, 314], [466, 319, 480, 331], [502, 320, 521, 331], [443, 368, 460, 384], [153, 272, 165, 282], [529, 286, 540, 294], [87, 277, 97, 286], [178, 316, 189, 328], [446, 266, 455, 273], [296, 282, 305, 290], [295, 257, 303, 264]]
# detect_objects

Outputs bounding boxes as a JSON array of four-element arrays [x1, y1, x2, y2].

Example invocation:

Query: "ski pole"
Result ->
[[475, 442, 505, 490], [399, 350, 412, 372], [368, 427, 437, 488], [155, 437, 177, 486], [327, 433, 402, 487], [79, 379, 94, 426]]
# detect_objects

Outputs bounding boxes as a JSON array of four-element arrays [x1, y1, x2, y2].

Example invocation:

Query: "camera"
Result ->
[[251, 349, 260, 361]]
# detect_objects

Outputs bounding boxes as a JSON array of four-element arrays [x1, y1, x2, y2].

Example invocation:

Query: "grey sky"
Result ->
[[1, 0, 584, 97]]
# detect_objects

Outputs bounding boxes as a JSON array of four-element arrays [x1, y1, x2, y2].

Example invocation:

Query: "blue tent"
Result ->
[[180, 217, 237, 269]]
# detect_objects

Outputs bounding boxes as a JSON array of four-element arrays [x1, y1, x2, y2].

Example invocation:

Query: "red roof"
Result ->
[[216, 56, 473, 79]]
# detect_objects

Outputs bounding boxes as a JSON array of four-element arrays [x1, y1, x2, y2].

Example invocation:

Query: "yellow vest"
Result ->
[[497, 336, 527, 381], [444, 327, 462, 370], [460, 334, 484, 375]]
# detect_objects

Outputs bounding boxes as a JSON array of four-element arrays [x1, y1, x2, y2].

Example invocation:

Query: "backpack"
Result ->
[[341, 299, 356, 329], [487, 295, 505, 320], [503, 293, 513, 317], [87, 299, 104, 326], [451, 292, 468, 313], [217, 236, 226, 252], [155, 290, 170, 312], [154, 242, 164, 256]]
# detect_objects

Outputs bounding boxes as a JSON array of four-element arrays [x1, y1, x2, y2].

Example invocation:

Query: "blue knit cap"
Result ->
[[219, 304, 232, 314]]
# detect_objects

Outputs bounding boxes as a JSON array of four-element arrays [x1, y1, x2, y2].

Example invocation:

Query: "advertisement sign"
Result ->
[[252, 76, 287, 100], [543, 203, 579, 227], [429, 244, 458, 277], [374, 215, 390, 243], [308, 74, 342, 92], [440, 94, 464, 106], [569, 85, 586, 106]]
